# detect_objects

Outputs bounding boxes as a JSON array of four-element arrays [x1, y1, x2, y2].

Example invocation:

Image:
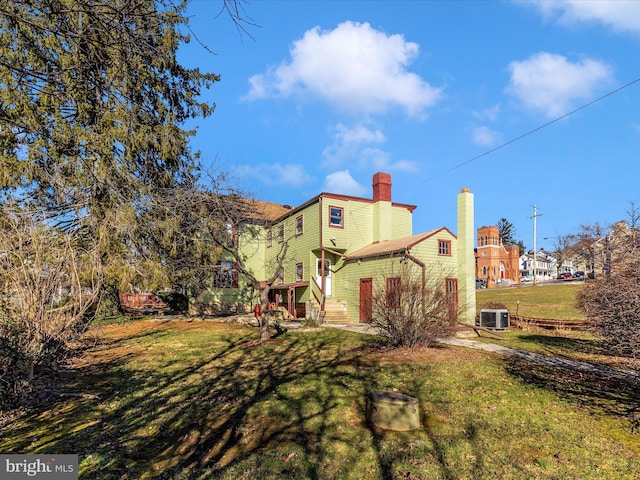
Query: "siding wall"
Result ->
[[198, 189, 455, 324], [265, 201, 320, 302], [336, 231, 458, 323]]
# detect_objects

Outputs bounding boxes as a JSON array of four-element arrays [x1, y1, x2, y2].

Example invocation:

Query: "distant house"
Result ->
[[589, 221, 639, 277], [197, 173, 477, 324], [475, 225, 520, 287], [519, 251, 553, 282]]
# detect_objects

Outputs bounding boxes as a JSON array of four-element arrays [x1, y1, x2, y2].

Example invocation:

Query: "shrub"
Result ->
[[371, 263, 455, 349], [481, 301, 509, 311], [576, 251, 640, 360], [0, 209, 103, 408]]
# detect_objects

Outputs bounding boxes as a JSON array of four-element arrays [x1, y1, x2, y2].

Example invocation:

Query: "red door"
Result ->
[[359, 278, 373, 323]]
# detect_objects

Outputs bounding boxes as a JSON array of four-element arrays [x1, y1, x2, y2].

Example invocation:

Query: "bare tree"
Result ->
[[570, 223, 604, 278], [146, 171, 291, 342], [625, 201, 640, 252], [577, 250, 640, 362], [370, 262, 454, 350], [0, 207, 103, 405], [549, 234, 575, 274], [204, 190, 290, 343]]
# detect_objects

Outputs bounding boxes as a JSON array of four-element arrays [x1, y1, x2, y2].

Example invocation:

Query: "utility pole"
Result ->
[[531, 205, 542, 286]]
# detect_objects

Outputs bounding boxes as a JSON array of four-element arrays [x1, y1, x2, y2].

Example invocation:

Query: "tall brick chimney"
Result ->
[[372, 172, 392, 202], [372, 172, 392, 242]]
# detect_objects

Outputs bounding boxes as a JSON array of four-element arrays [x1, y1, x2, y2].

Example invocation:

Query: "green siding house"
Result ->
[[202, 172, 476, 325]]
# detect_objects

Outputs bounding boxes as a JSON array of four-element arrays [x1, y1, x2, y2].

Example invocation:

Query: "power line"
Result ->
[[425, 76, 640, 182]]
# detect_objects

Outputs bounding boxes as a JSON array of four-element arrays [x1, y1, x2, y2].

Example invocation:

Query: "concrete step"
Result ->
[[308, 299, 353, 324]]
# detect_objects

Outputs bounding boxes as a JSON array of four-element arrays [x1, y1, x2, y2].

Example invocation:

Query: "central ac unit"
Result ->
[[477, 309, 510, 329]]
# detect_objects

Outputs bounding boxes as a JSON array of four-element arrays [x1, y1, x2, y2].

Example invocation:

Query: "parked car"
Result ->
[[557, 272, 573, 280], [476, 279, 487, 289], [573, 271, 586, 279]]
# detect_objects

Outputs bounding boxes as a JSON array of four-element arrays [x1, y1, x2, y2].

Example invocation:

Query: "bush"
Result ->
[[0, 209, 103, 408], [371, 263, 455, 349], [481, 301, 509, 311], [159, 291, 189, 312], [577, 251, 640, 360], [0, 322, 27, 409]]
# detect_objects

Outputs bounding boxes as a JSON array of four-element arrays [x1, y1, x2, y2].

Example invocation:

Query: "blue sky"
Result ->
[[178, 0, 640, 250]]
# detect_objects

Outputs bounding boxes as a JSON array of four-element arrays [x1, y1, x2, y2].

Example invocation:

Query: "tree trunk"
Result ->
[[258, 290, 271, 342], [258, 314, 270, 342]]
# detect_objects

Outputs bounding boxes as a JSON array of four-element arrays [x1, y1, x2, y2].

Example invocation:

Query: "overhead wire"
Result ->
[[424, 76, 640, 182]]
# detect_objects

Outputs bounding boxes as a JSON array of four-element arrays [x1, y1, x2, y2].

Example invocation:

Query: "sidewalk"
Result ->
[[319, 323, 640, 383], [438, 337, 640, 383]]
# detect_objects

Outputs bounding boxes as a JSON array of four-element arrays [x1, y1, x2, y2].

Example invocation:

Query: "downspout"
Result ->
[[318, 196, 325, 313]]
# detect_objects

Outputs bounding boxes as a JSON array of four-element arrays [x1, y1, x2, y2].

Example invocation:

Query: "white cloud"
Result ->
[[244, 21, 442, 117], [528, 0, 640, 34], [360, 148, 418, 173], [322, 122, 418, 172], [322, 123, 385, 167], [323, 170, 367, 197], [506, 52, 614, 118], [472, 126, 502, 146], [472, 104, 502, 122], [238, 163, 313, 188]]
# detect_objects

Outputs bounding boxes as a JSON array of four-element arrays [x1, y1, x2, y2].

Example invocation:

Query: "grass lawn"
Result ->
[[476, 283, 585, 320], [2, 319, 639, 479]]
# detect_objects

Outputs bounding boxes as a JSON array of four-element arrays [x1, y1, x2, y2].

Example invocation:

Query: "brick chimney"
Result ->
[[372, 172, 392, 202]]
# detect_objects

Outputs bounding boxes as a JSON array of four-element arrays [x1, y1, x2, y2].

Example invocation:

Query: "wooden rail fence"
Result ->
[[511, 315, 591, 330]]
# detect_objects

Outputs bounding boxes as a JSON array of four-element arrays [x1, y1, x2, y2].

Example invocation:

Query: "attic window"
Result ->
[[438, 240, 451, 256], [329, 206, 343, 228]]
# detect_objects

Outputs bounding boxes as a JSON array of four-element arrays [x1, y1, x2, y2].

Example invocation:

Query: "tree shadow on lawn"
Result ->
[[504, 356, 640, 421], [2, 322, 419, 479], [509, 333, 609, 358]]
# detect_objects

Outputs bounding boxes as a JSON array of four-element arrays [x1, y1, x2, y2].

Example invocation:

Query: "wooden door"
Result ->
[[359, 278, 373, 323]]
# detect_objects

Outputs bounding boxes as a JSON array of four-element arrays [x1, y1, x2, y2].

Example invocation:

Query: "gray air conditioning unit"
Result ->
[[477, 309, 510, 330]]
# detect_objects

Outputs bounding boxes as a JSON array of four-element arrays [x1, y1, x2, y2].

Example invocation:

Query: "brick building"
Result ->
[[476, 225, 520, 287]]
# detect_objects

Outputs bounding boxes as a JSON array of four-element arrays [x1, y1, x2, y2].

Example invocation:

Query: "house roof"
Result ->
[[345, 227, 455, 260], [249, 199, 294, 222], [224, 197, 293, 224]]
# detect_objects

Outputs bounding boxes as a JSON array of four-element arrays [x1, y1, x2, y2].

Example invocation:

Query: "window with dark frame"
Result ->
[[329, 206, 344, 228], [214, 261, 238, 289], [295, 263, 304, 282], [386, 277, 401, 308], [277, 224, 284, 243], [438, 239, 451, 256], [267, 228, 273, 247], [295, 215, 303, 236]]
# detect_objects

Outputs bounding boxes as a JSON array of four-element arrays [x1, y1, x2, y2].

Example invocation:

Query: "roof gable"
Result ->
[[346, 227, 455, 260]]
